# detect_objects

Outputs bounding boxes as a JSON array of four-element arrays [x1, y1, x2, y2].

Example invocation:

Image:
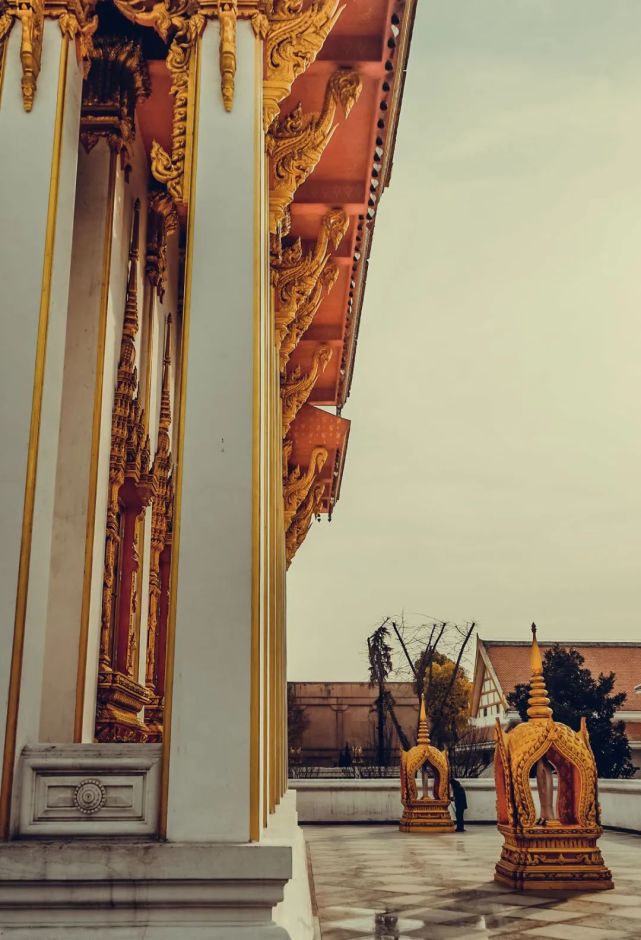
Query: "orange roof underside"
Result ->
[[136, 0, 416, 516], [286, 0, 413, 512], [289, 404, 350, 515], [286, 0, 399, 412]]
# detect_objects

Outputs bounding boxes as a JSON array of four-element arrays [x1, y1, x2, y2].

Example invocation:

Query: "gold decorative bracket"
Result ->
[[281, 343, 332, 437], [16, 0, 44, 111], [267, 68, 362, 236], [285, 480, 324, 567], [217, 0, 236, 112], [80, 37, 150, 180], [114, 0, 205, 204], [0, 0, 96, 111], [146, 191, 179, 300], [263, 0, 344, 130], [283, 445, 327, 530]]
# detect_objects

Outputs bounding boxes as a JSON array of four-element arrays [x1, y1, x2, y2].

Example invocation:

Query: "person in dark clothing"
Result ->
[[450, 777, 467, 832]]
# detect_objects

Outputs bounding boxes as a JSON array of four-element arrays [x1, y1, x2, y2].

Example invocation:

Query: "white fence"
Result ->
[[290, 776, 641, 833]]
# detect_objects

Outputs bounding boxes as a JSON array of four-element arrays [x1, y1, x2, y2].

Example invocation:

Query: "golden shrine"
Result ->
[[494, 625, 613, 891], [399, 695, 454, 833]]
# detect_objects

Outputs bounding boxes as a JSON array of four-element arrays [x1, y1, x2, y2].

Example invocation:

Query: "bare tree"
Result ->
[[450, 724, 493, 778], [388, 614, 476, 749]]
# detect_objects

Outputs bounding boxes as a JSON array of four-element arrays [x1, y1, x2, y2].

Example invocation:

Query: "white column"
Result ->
[[166, 20, 263, 842], [39, 143, 116, 743], [0, 24, 83, 829]]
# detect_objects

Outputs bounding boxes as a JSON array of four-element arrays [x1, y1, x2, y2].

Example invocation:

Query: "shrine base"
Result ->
[[399, 799, 454, 833], [495, 823, 614, 891]]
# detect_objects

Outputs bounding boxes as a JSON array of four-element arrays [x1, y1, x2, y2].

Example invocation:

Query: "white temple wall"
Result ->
[[0, 26, 83, 823]]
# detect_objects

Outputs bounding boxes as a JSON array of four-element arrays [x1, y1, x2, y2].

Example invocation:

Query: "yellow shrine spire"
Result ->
[[417, 692, 431, 745], [527, 623, 553, 721]]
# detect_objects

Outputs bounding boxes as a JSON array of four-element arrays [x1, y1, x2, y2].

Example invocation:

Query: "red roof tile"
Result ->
[[481, 640, 641, 707]]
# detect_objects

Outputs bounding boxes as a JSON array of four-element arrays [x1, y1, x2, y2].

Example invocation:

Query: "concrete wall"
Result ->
[[290, 682, 419, 765], [291, 777, 641, 833]]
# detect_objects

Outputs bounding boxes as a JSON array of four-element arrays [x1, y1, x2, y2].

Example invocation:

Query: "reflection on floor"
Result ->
[[304, 824, 641, 940]]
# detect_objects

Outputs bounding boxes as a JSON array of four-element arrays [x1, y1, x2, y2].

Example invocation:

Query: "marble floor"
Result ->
[[304, 824, 641, 940]]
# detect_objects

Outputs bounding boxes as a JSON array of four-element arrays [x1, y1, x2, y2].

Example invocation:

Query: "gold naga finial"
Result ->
[[527, 622, 553, 721], [417, 693, 431, 746]]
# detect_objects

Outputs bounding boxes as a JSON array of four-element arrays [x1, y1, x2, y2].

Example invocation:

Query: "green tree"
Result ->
[[418, 652, 472, 750], [507, 645, 634, 779]]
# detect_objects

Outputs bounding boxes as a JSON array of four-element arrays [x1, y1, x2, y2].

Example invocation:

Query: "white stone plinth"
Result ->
[[0, 841, 292, 939], [266, 791, 316, 940], [17, 744, 161, 837]]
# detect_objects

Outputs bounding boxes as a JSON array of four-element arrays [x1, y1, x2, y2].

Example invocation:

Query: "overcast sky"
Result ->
[[287, 0, 641, 681]]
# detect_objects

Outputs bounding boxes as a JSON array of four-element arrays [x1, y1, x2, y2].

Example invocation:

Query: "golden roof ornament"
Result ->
[[283, 445, 328, 529], [272, 209, 347, 347], [280, 258, 339, 371], [267, 70, 361, 236], [285, 480, 324, 567], [263, 0, 344, 130], [493, 624, 613, 891], [281, 344, 332, 437]]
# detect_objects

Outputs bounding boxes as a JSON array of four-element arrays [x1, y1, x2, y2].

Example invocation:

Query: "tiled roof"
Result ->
[[480, 640, 641, 707]]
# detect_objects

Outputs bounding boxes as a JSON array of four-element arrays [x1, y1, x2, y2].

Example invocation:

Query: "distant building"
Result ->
[[290, 681, 419, 766], [470, 638, 641, 770]]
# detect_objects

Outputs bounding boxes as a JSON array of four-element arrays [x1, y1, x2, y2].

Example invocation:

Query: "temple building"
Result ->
[[471, 637, 641, 770], [0, 0, 416, 935]]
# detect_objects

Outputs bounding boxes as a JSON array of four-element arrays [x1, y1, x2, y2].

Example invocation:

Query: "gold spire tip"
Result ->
[[417, 692, 430, 745], [527, 622, 552, 721]]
